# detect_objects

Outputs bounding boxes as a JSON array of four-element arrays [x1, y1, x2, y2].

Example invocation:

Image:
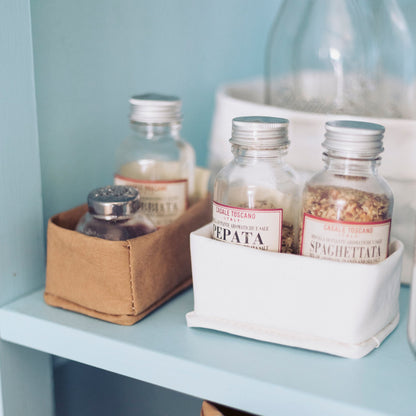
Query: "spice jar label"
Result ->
[[212, 201, 283, 252], [300, 214, 391, 263], [114, 175, 188, 227]]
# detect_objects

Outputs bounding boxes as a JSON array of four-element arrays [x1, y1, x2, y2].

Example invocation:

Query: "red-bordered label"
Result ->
[[300, 213, 391, 263], [212, 201, 283, 252], [115, 173, 188, 186], [114, 174, 188, 227]]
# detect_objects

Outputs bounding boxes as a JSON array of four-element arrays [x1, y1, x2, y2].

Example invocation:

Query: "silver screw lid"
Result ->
[[87, 185, 140, 220], [323, 120, 385, 159], [129, 93, 182, 124], [230, 116, 289, 148]]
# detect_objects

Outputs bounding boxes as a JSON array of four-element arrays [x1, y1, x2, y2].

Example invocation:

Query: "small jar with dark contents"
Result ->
[[76, 185, 156, 240]]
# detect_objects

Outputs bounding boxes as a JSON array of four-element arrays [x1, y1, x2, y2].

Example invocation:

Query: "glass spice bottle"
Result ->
[[76, 185, 156, 241], [300, 120, 393, 263], [212, 116, 300, 253], [265, 0, 416, 118], [114, 93, 195, 227]]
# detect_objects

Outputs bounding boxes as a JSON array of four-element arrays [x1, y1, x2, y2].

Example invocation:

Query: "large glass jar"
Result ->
[[212, 116, 300, 253], [114, 93, 195, 227], [265, 0, 416, 119], [300, 120, 393, 263], [76, 185, 156, 241]]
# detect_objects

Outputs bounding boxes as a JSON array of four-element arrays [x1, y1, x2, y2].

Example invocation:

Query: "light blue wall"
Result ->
[[0, 0, 45, 304], [31, 0, 416, 225], [0, 2, 54, 413], [31, 0, 282, 224]]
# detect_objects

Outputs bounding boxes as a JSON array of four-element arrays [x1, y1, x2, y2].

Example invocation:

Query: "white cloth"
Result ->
[[186, 224, 404, 359]]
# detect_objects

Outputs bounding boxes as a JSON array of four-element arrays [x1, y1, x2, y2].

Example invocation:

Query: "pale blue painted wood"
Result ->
[[0, 341, 53, 416], [54, 361, 202, 416], [0, 287, 414, 416], [0, 1, 53, 415], [30, 0, 283, 226], [0, 0, 45, 304], [30, 0, 416, 229]]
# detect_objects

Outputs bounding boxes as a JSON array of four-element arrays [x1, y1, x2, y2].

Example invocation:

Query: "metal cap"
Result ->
[[129, 93, 182, 123], [87, 185, 140, 220], [230, 116, 289, 148], [323, 120, 385, 159]]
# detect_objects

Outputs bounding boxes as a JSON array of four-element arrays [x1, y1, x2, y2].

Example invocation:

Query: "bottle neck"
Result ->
[[323, 152, 380, 176], [232, 144, 288, 164], [130, 121, 181, 140]]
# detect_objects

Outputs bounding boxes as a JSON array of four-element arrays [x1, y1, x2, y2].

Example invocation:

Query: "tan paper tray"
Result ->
[[45, 197, 211, 325]]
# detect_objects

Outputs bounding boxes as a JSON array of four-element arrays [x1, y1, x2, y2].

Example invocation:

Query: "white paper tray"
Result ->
[[208, 78, 416, 284], [186, 224, 404, 359]]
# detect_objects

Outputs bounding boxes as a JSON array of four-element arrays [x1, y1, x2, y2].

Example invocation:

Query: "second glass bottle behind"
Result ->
[[114, 93, 195, 227], [212, 116, 300, 253]]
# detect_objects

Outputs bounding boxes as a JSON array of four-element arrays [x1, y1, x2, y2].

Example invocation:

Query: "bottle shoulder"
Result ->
[[305, 169, 393, 199], [115, 133, 195, 184], [215, 159, 300, 186], [115, 134, 194, 169], [213, 159, 301, 211], [117, 133, 186, 151]]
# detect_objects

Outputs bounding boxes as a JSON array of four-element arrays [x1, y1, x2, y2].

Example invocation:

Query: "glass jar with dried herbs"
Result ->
[[212, 116, 300, 253], [300, 120, 393, 264]]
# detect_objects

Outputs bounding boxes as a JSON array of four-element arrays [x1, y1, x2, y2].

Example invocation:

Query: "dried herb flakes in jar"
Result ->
[[300, 121, 393, 264]]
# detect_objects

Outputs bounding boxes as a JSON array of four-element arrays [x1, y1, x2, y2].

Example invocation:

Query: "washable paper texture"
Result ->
[[201, 401, 255, 416], [45, 196, 211, 325]]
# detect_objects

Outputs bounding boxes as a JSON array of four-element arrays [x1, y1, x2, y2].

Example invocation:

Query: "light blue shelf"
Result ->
[[0, 287, 414, 415]]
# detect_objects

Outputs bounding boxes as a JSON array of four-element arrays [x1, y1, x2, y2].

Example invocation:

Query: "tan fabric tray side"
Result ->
[[44, 197, 212, 325], [45, 204, 134, 315], [44, 276, 192, 325], [201, 401, 254, 416], [129, 197, 212, 314]]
